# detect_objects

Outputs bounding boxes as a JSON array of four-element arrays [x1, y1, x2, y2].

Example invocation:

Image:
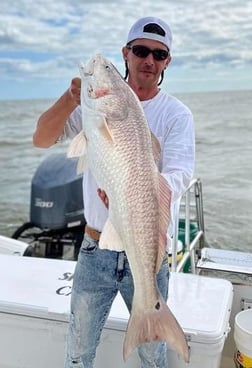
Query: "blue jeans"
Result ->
[[65, 233, 169, 368]]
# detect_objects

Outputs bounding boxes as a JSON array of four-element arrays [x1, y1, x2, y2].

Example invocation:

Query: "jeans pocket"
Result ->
[[80, 235, 98, 253]]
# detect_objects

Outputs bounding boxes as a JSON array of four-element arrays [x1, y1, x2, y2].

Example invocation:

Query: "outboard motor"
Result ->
[[12, 153, 85, 260], [31, 153, 85, 229]]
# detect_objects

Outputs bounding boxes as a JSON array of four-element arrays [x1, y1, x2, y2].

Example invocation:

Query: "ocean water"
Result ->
[[0, 90, 251, 252]]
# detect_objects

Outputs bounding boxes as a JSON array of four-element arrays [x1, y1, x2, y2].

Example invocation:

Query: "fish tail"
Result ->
[[123, 295, 189, 363]]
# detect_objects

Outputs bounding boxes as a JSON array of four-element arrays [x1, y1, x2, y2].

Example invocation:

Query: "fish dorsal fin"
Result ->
[[151, 132, 161, 163], [99, 218, 125, 251], [156, 174, 171, 273], [99, 116, 114, 143]]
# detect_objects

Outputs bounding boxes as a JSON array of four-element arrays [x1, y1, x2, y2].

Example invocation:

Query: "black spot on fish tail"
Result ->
[[155, 302, 160, 310]]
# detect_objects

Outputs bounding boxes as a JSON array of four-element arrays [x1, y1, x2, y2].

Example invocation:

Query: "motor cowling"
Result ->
[[30, 153, 85, 230]]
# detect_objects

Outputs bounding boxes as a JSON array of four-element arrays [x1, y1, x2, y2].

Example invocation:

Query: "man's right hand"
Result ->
[[33, 77, 82, 148], [69, 77, 81, 105]]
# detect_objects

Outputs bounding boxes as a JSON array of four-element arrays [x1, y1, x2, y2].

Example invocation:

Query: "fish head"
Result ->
[[79, 54, 133, 122]]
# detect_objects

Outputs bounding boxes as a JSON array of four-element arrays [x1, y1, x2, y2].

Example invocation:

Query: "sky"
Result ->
[[0, 0, 252, 100]]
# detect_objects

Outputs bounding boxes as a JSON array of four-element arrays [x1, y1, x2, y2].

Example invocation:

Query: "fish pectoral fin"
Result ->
[[67, 132, 88, 174], [156, 174, 172, 273], [123, 295, 189, 363], [99, 219, 124, 251], [99, 117, 114, 143], [67, 131, 87, 175], [67, 131, 87, 158]]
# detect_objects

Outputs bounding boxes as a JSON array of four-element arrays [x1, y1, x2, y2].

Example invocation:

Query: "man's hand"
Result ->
[[69, 77, 81, 105], [97, 189, 109, 209]]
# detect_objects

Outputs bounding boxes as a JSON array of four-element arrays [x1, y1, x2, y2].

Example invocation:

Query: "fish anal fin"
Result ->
[[156, 174, 172, 273], [99, 218, 124, 251], [123, 295, 189, 363]]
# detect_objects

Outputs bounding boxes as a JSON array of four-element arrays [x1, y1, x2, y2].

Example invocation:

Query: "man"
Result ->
[[33, 16, 195, 368]]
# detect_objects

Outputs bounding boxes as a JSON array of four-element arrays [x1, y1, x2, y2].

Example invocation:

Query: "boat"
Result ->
[[0, 155, 251, 368]]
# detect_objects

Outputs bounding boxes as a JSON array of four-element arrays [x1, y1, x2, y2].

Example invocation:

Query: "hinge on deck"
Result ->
[[240, 298, 252, 310]]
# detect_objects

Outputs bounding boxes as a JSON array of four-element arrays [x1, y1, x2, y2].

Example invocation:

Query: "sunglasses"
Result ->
[[127, 45, 169, 61]]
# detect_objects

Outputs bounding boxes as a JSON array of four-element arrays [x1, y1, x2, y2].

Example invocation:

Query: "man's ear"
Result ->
[[122, 46, 129, 60], [165, 55, 172, 68]]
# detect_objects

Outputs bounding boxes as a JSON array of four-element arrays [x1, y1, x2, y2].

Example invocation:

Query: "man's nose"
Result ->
[[144, 53, 155, 64]]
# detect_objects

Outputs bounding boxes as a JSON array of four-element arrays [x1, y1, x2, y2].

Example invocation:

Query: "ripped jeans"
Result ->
[[65, 233, 169, 368]]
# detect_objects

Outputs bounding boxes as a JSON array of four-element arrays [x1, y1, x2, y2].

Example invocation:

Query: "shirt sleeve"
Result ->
[[57, 105, 82, 142], [160, 112, 195, 202]]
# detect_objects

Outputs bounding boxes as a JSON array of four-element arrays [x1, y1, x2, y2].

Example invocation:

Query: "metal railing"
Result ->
[[170, 178, 205, 273]]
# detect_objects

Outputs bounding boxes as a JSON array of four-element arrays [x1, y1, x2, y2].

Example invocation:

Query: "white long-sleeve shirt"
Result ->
[[59, 89, 195, 236]]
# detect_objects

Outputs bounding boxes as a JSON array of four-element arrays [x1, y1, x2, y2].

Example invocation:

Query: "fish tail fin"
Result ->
[[123, 295, 189, 363]]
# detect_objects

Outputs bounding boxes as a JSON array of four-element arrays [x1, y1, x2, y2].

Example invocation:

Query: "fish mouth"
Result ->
[[79, 61, 94, 77], [80, 54, 108, 77]]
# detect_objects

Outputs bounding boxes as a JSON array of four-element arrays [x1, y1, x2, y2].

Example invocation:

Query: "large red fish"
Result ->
[[68, 54, 189, 363]]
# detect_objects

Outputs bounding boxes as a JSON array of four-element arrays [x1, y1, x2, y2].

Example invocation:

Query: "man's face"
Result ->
[[122, 38, 171, 89]]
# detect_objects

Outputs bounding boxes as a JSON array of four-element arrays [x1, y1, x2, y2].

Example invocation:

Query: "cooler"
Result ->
[[0, 255, 75, 368], [166, 272, 233, 368], [0, 254, 233, 368], [99, 272, 233, 368]]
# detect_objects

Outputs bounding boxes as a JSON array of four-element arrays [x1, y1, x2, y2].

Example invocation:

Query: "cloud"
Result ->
[[0, 0, 252, 98]]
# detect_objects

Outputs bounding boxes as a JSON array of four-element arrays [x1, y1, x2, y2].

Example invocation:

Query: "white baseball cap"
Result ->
[[126, 17, 172, 50]]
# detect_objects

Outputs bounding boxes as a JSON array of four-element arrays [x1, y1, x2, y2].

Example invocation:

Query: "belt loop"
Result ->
[[117, 252, 125, 271], [117, 252, 125, 281]]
